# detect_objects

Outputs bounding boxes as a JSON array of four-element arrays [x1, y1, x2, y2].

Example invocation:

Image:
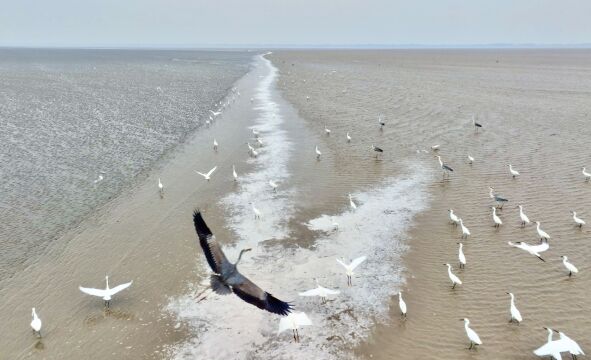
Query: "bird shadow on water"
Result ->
[[83, 308, 135, 327]]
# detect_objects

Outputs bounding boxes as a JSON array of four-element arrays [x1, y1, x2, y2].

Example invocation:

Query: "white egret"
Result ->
[[278, 312, 312, 343], [158, 178, 164, 197], [346, 132, 352, 142], [213, 139, 218, 151], [518, 205, 531, 227], [336, 256, 366, 286], [457, 243, 466, 269], [445, 264, 462, 289], [534, 327, 563, 360], [251, 203, 262, 220], [194, 166, 217, 181], [555, 330, 585, 359], [582, 167, 591, 181], [468, 155, 474, 165], [508, 164, 520, 178], [315, 146, 322, 160], [492, 207, 503, 228], [324, 125, 331, 136], [30, 308, 42, 337], [571, 211, 585, 227], [232, 165, 238, 182], [561, 256, 579, 277], [269, 180, 278, 192], [535, 221, 551, 242], [79, 276, 133, 308], [299, 279, 340, 303], [506, 292, 523, 323], [461, 318, 482, 349], [348, 194, 357, 210], [398, 291, 407, 318], [448, 209, 460, 226], [508, 241, 545, 262], [459, 219, 470, 239]]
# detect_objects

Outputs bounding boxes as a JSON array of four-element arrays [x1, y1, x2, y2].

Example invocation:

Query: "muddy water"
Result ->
[[270, 49, 591, 359]]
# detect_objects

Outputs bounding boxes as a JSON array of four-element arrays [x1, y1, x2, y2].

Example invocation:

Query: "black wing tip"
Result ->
[[193, 210, 213, 236], [266, 293, 293, 316]]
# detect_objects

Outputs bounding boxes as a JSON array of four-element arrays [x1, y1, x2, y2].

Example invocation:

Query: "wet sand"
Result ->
[[271, 49, 591, 359]]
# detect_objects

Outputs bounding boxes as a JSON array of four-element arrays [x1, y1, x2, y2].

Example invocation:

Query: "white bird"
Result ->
[[445, 263, 462, 289], [256, 137, 264, 147], [348, 194, 357, 210], [458, 243, 466, 269], [79, 276, 133, 308], [194, 166, 217, 181], [571, 211, 585, 227], [508, 164, 520, 178], [492, 206, 503, 227], [582, 167, 591, 181], [269, 180, 278, 192], [534, 327, 563, 360], [93, 174, 104, 184], [331, 217, 339, 231], [336, 256, 366, 286], [346, 132, 352, 142], [459, 218, 470, 239], [30, 308, 42, 337], [252, 129, 260, 138], [431, 144, 440, 151], [555, 330, 585, 359], [448, 209, 460, 226], [251, 203, 261, 220], [299, 279, 340, 303], [561, 256, 579, 277], [213, 139, 218, 151], [278, 312, 312, 343], [518, 205, 531, 227], [158, 178, 164, 197], [398, 291, 407, 318], [209, 110, 221, 117], [315, 146, 322, 159], [506, 292, 523, 323], [508, 241, 545, 262], [535, 221, 551, 242], [461, 318, 482, 349], [468, 155, 474, 164], [232, 165, 238, 182], [324, 125, 331, 136]]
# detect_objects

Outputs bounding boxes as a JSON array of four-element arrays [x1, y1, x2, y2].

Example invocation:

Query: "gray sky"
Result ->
[[1, 0, 590, 47]]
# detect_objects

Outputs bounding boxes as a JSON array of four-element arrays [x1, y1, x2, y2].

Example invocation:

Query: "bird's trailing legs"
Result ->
[[194, 286, 214, 303], [347, 275, 352, 287]]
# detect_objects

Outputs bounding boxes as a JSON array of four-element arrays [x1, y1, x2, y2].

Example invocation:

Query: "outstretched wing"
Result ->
[[349, 256, 367, 270], [194, 170, 206, 178], [108, 281, 133, 296], [232, 276, 292, 316], [320, 286, 340, 295], [278, 316, 292, 334], [79, 286, 107, 298], [336, 258, 348, 270], [299, 288, 323, 297], [193, 211, 230, 273], [294, 312, 312, 326], [206, 166, 217, 177]]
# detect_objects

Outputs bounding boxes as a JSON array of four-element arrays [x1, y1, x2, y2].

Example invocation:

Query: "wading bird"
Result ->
[[489, 187, 509, 208], [378, 115, 385, 130], [194, 166, 217, 181], [324, 125, 331, 136], [534, 328, 562, 360], [458, 243, 466, 269], [554, 329, 585, 359], [348, 194, 357, 210], [213, 139, 218, 152], [398, 291, 407, 318], [518, 205, 531, 227], [507, 292, 523, 323], [79, 276, 133, 308], [251, 203, 262, 220], [535, 221, 551, 242], [492, 207, 503, 227], [449, 209, 460, 226], [436, 155, 454, 179], [468, 155, 474, 165], [278, 312, 312, 343], [299, 279, 340, 304], [30, 308, 42, 338], [192, 211, 292, 315], [346, 132, 352, 142], [232, 165, 238, 182], [582, 167, 591, 181], [472, 115, 483, 132], [158, 178, 164, 197], [336, 256, 366, 286], [461, 318, 482, 350], [459, 219, 470, 239], [269, 180, 278, 192], [445, 264, 462, 289], [571, 211, 585, 227], [508, 164, 520, 178], [372, 145, 384, 159], [315, 146, 322, 160], [508, 242, 545, 262], [561, 256, 578, 277]]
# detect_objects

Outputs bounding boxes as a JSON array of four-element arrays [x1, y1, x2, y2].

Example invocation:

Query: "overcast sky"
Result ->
[[1, 0, 590, 47]]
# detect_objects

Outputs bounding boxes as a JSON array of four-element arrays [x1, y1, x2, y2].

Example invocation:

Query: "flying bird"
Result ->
[[192, 211, 292, 315], [30, 308, 42, 338], [79, 276, 133, 308], [209, 110, 221, 117], [194, 166, 217, 181], [336, 256, 367, 286], [278, 312, 312, 343], [508, 241, 545, 262], [534, 327, 563, 360], [299, 279, 340, 304], [554, 329, 585, 359]]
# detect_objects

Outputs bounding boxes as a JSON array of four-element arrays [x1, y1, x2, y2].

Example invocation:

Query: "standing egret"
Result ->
[[269, 180, 278, 192], [508, 242, 545, 262], [571, 211, 585, 227], [472, 115, 483, 132], [506, 292, 523, 323], [194, 166, 217, 181], [158, 178, 164, 198], [518, 205, 531, 227], [299, 279, 340, 304], [251, 203, 262, 220], [372, 145, 384, 159], [489, 187, 509, 208], [398, 291, 407, 318], [278, 312, 312, 343], [461, 318, 482, 349], [213, 139, 218, 152], [535, 222, 551, 242], [561, 256, 579, 277], [346, 132, 352, 142], [534, 328, 562, 360], [30, 308, 42, 337], [436, 155, 454, 178], [582, 167, 591, 181], [324, 125, 331, 136], [348, 194, 357, 210], [232, 165, 238, 182], [555, 330, 585, 359], [336, 256, 366, 286], [378, 115, 385, 130], [445, 264, 462, 289], [192, 211, 292, 315], [448, 209, 460, 226], [459, 219, 470, 239], [457, 243, 466, 269], [508, 164, 520, 178], [492, 207, 503, 227], [79, 276, 133, 308], [468, 155, 474, 165], [315, 146, 322, 160]]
